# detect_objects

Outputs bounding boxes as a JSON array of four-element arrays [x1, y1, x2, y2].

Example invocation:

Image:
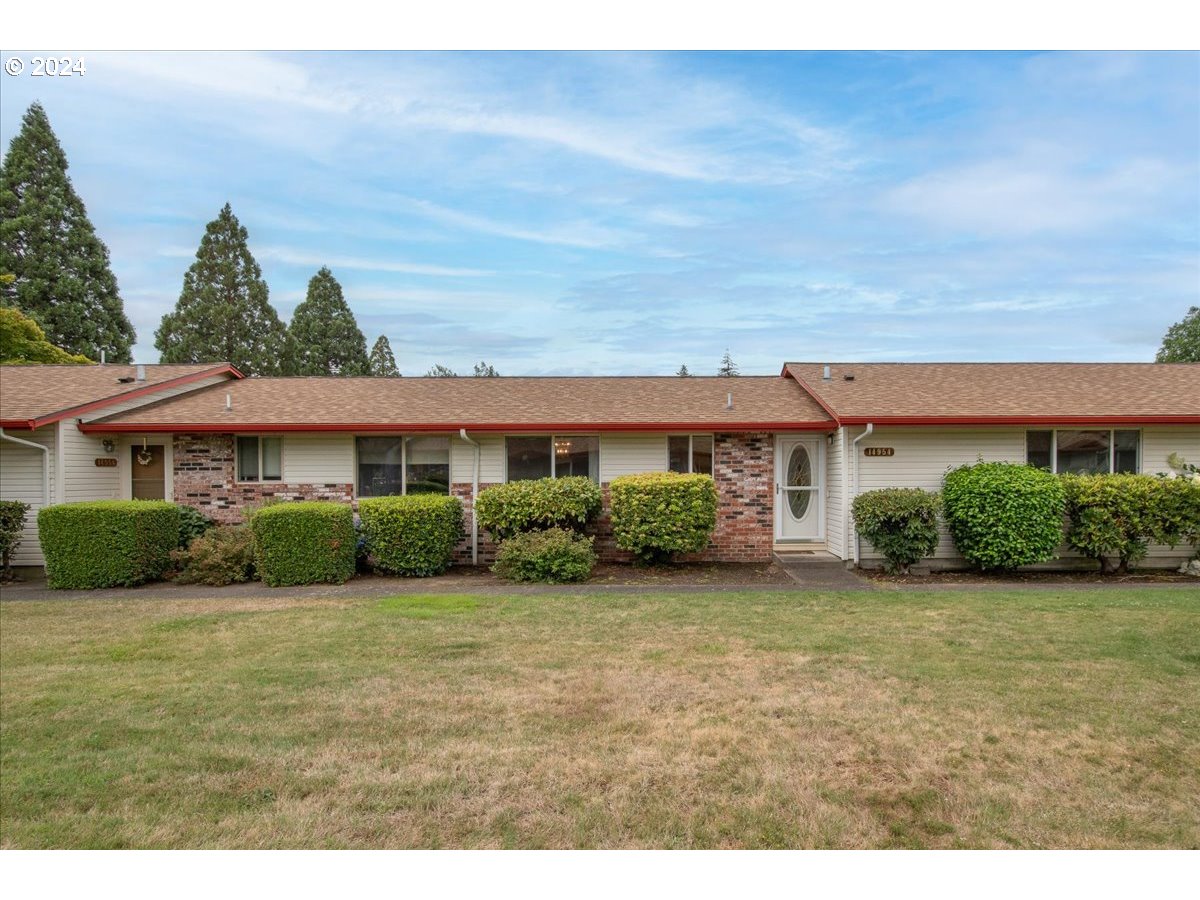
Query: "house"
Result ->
[[2, 361, 1198, 570]]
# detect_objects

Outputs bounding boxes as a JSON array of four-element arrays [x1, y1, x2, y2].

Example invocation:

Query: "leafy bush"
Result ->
[[249, 501, 355, 587], [0, 499, 31, 577], [1062, 473, 1200, 574], [358, 494, 464, 576], [851, 488, 941, 574], [493, 527, 597, 583], [171, 525, 256, 585], [474, 476, 602, 540], [37, 500, 179, 589], [609, 472, 718, 564], [942, 462, 1065, 571], [175, 503, 214, 548]]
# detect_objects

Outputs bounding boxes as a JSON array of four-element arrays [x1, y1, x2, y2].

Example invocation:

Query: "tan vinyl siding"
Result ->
[[0, 424, 56, 566], [60, 419, 121, 503], [1141, 427, 1200, 475], [451, 435, 505, 484], [282, 434, 354, 483], [599, 434, 667, 482], [825, 428, 845, 558]]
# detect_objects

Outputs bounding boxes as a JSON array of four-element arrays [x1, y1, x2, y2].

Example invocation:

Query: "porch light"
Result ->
[[101, 439, 116, 454]]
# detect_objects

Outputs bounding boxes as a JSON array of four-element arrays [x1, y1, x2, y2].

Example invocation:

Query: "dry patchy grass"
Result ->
[[1, 589, 1198, 848]]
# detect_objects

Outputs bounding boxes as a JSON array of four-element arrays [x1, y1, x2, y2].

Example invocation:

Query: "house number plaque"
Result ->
[[863, 447, 894, 457], [94, 458, 118, 467]]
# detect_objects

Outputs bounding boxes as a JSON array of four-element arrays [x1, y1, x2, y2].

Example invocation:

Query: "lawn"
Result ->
[[1, 589, 1197, 849]]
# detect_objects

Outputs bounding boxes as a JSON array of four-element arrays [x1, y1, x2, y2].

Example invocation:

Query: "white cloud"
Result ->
[[158, 244, 492, 277]]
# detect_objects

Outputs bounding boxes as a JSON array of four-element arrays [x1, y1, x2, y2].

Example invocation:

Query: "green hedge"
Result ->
[[38, 500, 180, 589], [176, 504, 214, 549], [610, 472, 718, 564], [493, 527, 597, 583], [359, 494, 464, 576], [942, 462, 1065, 571], [851, 488, 941, 574], [474, 476, 602, 540], [249, 501, 355, 587], [1062, 473, 1200, 573], [0, 499, 30, 576]]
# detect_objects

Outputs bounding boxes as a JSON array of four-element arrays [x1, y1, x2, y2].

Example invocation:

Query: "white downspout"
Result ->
[[0, 428, 51, 509], [851, 422, 874, 566], [458, 428, 480, 565]]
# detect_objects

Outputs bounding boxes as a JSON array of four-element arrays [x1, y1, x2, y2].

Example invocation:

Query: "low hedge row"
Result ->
[[0, 499, 30, 577], [359, 494, 464, 576], [38, 500, 180, 589], [493, 527, 596, 583], [474, 476, 601, 540], [249, 501, 355, 587], [850, 488, 940, 574], [610, 472, 717, 564]]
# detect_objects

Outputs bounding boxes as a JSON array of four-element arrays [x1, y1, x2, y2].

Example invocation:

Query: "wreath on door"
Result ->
[[136, 438, 155, 467]]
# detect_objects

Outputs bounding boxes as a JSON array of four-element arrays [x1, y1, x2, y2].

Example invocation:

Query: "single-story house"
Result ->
[[2, 361, 1198, 570]]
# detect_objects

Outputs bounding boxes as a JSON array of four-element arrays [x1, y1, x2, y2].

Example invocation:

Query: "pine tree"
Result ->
[[426, 364, 457, 377], [676, 364, 690, 376], [282, 267, 369, 375], [0, 102, 136, 361], [368, 335, 400, 377], [1156, 306, 1200, 363], [155, 204, 287, 375], [717, 349, 739, 377], [472, 361, 499, 377]]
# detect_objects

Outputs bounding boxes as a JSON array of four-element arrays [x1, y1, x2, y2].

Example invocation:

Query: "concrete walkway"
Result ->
[[772, 553, 878, 591]]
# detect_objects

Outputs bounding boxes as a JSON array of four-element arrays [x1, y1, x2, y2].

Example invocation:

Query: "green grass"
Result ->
[[1, 589, 1198, 848]]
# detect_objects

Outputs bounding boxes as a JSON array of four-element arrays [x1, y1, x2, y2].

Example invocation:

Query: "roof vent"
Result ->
[[225, 393, 233, 412], [726, 392, 734, 410], [822, 365, 831, 381], [843, 374, 855, 382], [135, 364, 146, 382]]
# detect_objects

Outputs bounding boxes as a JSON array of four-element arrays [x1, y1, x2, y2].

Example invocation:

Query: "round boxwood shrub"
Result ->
[[941, 461, 1065, 571], [493, 527, 597, 583], [249, 501, 355, 587], [0, 499, 31, 578], [37, 500, 180, 589], [358, 494, 465, 577], [851, 488, 941, 574], [171, 525, 256, 585], [474, 476, 602, 540], [610, 472, 718, 564]]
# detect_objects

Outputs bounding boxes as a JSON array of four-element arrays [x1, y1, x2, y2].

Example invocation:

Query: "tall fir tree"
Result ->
[[368, 335, 400, 376], [283, 267, 369, 375], [717, 349, 739, 377], [155, 204, 286, 375], [676, 364, 691, 376], [0, 101, 136, 361]]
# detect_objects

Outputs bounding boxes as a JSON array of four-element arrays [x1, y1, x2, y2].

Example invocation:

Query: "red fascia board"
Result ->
[[837, 415, 1200, 426], [79, 420, 838, 434], [15, 365, 244, 429], [0, 419, 37, 430]]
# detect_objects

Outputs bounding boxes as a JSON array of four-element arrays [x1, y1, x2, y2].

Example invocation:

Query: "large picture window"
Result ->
[[1026, 429, 1140, 475], [506, 435, 599, 481], [236, 436, 282, 482], [668, 435, 714, 475], [356, 436, 450, 497]]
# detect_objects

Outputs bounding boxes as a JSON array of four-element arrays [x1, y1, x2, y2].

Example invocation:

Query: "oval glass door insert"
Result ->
[[787, 444, 812, 518]]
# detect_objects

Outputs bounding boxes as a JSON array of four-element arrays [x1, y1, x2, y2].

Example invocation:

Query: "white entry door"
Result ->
[[776, 436, 823, 541]]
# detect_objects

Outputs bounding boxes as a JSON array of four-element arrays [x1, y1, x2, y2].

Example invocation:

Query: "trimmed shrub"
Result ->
[[474, 476, 602, 540], [359, 494, 464, 577], [0, 499, 30, 577], [249, 501, 355, 587], [942, 462, 1065, 571], [176, 503, 215, 548], [171, 525, 256, 585], [1062, 473, 1200, 574], [38, 500, 180, 589], [851, 488, 941, 574], [493, 527, 597, 583], [610, 472, 718, 564]]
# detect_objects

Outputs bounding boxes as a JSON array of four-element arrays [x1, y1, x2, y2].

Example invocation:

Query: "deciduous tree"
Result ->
[[1156, 307, 1200, 363]]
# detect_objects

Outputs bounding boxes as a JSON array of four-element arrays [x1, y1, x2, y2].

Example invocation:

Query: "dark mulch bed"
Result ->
[[392, 560, 794, 587], [867, 568, 1196, 587]]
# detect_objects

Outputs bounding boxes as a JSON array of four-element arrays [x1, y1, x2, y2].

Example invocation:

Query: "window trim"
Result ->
[[1025, 428, 1141, 475], [667, 433, 715, 475], [503, 434, 601, 482], [235, 435, 283, 483], [354, 434, 451, 497]]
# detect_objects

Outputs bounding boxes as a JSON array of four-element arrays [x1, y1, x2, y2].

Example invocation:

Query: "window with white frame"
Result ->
[[236, 436, 282, 482], [505, 435, 599, 481], [355, 436, 450, 497], [1026, 429, 1139, 475], [667, 434, 714, 475]]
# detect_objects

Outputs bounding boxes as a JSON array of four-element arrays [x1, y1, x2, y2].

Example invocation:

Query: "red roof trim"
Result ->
[[0, 419, 38, 430], [781, 365, 842, 425], [20, 365, 244, 429], [838, 415, 1200, 426], [79, 420, 837, 434]]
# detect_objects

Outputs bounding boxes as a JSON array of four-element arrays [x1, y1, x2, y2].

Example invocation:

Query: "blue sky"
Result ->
[[1, 50, 1197, 374]]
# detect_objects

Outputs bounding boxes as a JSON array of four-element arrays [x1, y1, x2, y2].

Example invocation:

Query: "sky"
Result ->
[[1, 50, 1197, 374]]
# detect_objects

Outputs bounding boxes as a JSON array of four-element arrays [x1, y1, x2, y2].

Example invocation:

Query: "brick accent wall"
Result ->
[[172, 433, 353, 523], [451, 481, 501, 564], [707, 431, 774, 562]]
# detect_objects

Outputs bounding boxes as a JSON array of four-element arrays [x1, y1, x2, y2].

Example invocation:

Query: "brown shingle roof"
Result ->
[[784, 362, 1200, 424], [0, 363, 241, 427], [83, 375, 835, 432]]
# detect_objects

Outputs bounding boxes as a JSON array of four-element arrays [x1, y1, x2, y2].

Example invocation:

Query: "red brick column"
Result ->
[[707, 432, 774, 561]]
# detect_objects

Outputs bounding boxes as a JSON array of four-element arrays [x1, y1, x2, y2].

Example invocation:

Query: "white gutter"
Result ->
[[458, 428, 480, 565], [0, 427, 51, 509], [850, 422, 874, 566]]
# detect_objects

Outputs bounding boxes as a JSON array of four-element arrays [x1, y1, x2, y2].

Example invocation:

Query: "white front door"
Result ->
[[776, 436, 823, 541]]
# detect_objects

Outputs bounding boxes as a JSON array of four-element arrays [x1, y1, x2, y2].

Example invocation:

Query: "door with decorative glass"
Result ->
[[775, 437, 822, 540]]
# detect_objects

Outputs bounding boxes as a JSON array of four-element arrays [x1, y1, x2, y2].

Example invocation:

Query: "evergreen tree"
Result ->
[[0, 101, 136, 361], [1156, 306, 1200, 363], [283, 267, 369, 375], [717, 349, 739, 377], [676, 364, 691, 376], [155, 204, 286, 375], [368, 335, 400, 377], [426, 364, 457, 377], [472, 361, 499, 377]]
